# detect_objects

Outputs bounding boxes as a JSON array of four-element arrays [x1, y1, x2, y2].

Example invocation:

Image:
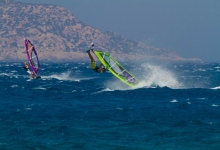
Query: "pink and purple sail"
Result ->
[[24, 39, 40, 76]]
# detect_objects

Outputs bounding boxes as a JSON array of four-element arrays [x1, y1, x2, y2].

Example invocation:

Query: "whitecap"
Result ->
[[211, 104, 219, 107], [211, 86, 220, 90], [34, 87, 47, 90], [196, 97, 208, 100], [11, 85, 18, 88], [197, 68, 206, 72], [42, 71, 81, 81], [102, 88, 114, 92], [116, 107, 123, 110], [170, 99, 178, 103], [105, 79, 133, 91], [92, 88, 115, 95], [25, 108, 32, 110], [0, 73, 10, 77], [0, 73, 19, 79]]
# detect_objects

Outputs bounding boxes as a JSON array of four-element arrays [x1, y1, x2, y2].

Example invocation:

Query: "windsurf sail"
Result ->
[[94, 50, 138, 87], [24, 39, 40, 76]]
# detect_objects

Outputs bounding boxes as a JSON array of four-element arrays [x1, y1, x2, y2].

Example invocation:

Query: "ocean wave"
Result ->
[[170, 99, 178, 103], [211, 104, 219, 107], [211, 86, 220, 90]]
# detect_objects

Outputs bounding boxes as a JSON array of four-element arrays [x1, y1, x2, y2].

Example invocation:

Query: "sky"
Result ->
[[17, 0, 220, 62]]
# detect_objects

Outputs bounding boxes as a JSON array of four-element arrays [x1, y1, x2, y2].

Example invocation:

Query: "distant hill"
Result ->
[[0, 0, 199, 62]]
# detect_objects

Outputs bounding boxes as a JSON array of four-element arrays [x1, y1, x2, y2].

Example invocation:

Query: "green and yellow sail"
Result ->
[[94, 50, 139, 87]]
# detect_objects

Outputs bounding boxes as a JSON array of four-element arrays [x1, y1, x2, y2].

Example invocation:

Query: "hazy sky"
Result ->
[[17, 0, 220, 62]]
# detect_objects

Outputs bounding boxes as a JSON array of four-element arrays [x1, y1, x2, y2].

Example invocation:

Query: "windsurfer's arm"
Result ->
[[24, 65, 31, 73], [98, 64, 106, 73], [27, 69, 32, 74], [90, 42, 94, 50], [99, 64, 105, 69]]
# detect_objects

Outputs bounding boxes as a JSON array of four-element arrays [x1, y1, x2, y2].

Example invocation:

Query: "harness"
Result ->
[[24, 65, 32, 74], [23, 66, 28, 71], [93, 66, 100, 73]]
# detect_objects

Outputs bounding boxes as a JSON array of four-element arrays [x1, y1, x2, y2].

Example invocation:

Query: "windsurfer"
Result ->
[[86, 43, 106, 73], [23, 62, 35, 78]]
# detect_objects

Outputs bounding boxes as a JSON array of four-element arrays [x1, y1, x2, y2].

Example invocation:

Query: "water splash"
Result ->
[[105, 79, 132, 91], [211, 86, 220, 90], [104, 63, 183, 90], [42, 71, 80, 81], [136, 63, 183, 89]]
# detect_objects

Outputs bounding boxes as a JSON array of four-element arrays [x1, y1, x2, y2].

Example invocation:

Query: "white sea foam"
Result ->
[[211, 86, 220, 90], [170, 99, 178, 103], [211, 104, 219, 107], [197, 68, 206, 72], [196, 97, 208, 100], [43, 70, 97, 81], [11, 85, 18, 88], [102, 88, 114, 92], [116, 107, 123, 110], [42, 71, 81, 81], [105, 79, 132, 91], [34, 87, 47, 90], [25, 108, 32, 110], [0, 73, 11, 77], [93, 88, 115, 94], [0, 72, 19, 79], [135, 63, 183, 89]]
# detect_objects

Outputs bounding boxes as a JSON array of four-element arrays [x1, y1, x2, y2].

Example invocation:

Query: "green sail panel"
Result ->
[[94, 51, 139, 87]]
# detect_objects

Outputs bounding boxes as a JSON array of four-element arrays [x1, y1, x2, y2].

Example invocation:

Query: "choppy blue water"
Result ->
[[0, 61, 220, 150]]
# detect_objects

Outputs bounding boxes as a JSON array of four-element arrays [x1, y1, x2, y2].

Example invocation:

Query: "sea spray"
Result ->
[[137, 63, 183, 89]]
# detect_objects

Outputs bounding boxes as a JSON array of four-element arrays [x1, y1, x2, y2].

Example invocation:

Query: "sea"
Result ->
[[0, 61, 220, 150]]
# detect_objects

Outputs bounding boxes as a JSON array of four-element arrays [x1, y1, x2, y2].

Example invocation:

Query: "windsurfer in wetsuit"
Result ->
[[86, 43, 106, 73], [23, 62, 35, 78]]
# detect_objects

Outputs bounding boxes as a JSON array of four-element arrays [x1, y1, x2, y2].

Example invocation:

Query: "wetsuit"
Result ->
[[93, 66, 100, 73], [23, 66, 32, 74]]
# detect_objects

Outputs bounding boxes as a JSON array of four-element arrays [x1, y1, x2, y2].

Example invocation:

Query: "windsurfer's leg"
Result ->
[[30, 72, 35, 79], [87, 51, 95, 62]]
